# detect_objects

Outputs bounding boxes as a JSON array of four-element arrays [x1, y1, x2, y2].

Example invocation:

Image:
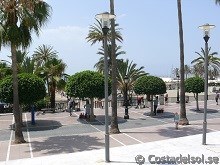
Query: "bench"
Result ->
[[41, 108, 56, 113]]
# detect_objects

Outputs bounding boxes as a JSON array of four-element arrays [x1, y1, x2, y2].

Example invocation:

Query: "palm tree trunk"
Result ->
[[150, 95, 154, 116], [177, 0, 189, 125], [46, 75, 50, 96], [196, 93, 199, 111], [50, 80, 56, 110], [110, 0, 120, 134], [11, 43, 25, 143]]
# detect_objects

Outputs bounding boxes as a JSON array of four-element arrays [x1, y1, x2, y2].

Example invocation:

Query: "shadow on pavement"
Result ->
[[30, 135, 104, 155], [10, 120, 62, 131], [77, 115, 126, 125], [143, 111, 174, 119], [189, 108, 219, 113], [157, 126, 213, 138], [36, 110, 64, 115]]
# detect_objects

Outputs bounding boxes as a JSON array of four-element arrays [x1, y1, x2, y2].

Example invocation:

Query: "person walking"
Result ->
[[136, 96, 142, 109], [215, 92, 219, 105], [164, 93, 168, 105], [153, 96, 158, 115], [174, 112, 180, 130], [68, 98, 74, 116], [84, 99, 91, 118]]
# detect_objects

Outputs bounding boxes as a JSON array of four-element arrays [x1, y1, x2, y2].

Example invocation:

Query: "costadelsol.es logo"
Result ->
[[135, 155, 145, 165]]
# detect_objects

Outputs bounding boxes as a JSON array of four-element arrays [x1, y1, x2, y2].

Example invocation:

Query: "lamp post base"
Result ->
[[202, 121, 207, 145], [124, 114, 129, 119]]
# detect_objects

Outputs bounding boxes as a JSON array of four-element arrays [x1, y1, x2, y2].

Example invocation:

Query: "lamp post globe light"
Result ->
[[124, 75, 129, 119], [198, 23, 215, 145], [95, 12, 115, 162]]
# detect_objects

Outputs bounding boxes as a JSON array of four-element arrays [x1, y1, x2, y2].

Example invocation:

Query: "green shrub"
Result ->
[[0, 73, 46, 105], [134, 75, 166, 95]]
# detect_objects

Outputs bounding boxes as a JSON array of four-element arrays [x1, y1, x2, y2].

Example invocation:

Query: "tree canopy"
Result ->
[[185, 77, 204, 94], [185, 76, 204, 111], [65, 70, 111, 99], [0, 73, 46, 105], [134, 75, 166, 95]]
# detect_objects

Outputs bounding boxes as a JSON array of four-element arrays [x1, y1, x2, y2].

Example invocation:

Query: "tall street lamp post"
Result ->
[[199, 23, 215, 145], [96, 12, 115, 162], [176, 72, 180, 103], [124, 75, 129, 119]]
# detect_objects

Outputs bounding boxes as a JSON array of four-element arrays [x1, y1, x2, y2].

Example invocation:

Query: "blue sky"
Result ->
[[1, 0, 220, 77]]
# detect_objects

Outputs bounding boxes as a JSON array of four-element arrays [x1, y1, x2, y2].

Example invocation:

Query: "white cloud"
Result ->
[[31, 25, 100, 75], [30, 25, 89, 53], [0, 25, 100, 75], [117, 14, 126, 19], [39, 26, 88, 44]]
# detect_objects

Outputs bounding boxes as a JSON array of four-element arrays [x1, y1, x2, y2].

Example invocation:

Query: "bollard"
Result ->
[[31, 105, 35, 125], [174, 112, 179, 130]]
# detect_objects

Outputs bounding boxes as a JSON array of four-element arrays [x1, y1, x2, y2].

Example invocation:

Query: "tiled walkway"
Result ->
[[0, 100, 220, 164]]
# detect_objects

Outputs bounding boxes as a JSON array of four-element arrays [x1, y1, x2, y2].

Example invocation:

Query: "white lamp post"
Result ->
[[198, 23, 215, 145], [96, 12, 115, 162]]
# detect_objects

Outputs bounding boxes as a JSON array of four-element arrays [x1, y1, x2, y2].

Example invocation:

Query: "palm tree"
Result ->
[[177, 0, 188, 125], [86, 19, 123, 46], [191, 47, 220, 79], [109, 0, 121, 134], [21, 56, 35, 74], [39, 58, 66, 109], [192, 63, 204, 77], [94, 44, 125, 74], [15, 50, 34, 73], [33, 44, 58, 68], [117, 59, 148, 98], [33, 44, 58, 93], [0, 0, 51, 143]]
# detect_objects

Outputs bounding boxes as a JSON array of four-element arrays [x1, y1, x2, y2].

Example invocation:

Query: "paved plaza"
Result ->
[[0, 100, 220, 164]]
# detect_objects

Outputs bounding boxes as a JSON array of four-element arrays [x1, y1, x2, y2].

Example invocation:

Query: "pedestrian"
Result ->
[[153, 96, 158, 115], [141, 97, 145, 108], [68, 98, 74, 116], [61, 91, 64, 97], [215, 93, 219, 105], [164, 93, 168, 105], [84, 99, 91, 118], [137, 96, 142, 109], [174, 112, 180, 130]]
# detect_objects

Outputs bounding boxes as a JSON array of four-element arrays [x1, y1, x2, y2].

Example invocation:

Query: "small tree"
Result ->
[[134, 75, 166, 115], [0, 73, 46, 124], [185, 77, 204, 111], [65, 70, 111, 121], [0, 73, 46, 105]]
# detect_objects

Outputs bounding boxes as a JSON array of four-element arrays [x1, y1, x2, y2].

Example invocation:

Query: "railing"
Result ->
[[55, 93, 216, 111]]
